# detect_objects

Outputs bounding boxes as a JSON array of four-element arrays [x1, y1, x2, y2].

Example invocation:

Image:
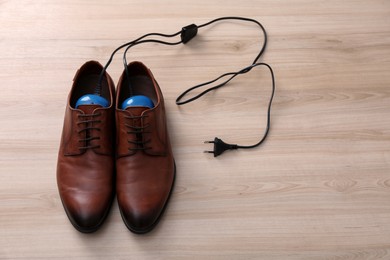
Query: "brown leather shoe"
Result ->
[[116, 61, 175, 234], [57, 61, 115, 233]]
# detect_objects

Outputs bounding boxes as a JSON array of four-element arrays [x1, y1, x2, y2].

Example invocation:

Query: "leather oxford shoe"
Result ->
[[116, 61, 175, 234], [57, 61, 115, 233]]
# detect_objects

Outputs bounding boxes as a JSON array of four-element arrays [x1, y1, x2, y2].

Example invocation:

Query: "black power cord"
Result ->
[[96, 16, 276, 157], [203, 62, 275, 156], [95, 31, 182, 95]]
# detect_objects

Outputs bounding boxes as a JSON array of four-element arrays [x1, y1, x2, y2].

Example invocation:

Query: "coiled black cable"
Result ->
[[96, 17, 275, 156]]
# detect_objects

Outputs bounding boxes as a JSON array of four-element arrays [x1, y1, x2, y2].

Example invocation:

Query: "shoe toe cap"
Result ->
[[68, 209, 104, 233], [61, 192, 112, 233], [119, 201, 163, 234]]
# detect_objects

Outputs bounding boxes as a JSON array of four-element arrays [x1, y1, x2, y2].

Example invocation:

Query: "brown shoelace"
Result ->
[[77, 113, 101, 150], [124, 114, 152, 151]]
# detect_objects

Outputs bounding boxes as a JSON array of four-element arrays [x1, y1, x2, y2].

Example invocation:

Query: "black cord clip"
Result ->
[[181, 24, 198, 43]]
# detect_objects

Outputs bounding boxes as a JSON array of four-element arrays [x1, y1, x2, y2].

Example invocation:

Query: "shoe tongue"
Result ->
[[77, 105, 101, 114], [125, 106, 150, 116]]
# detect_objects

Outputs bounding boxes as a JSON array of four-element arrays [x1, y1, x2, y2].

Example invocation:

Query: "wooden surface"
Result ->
[[1, 0, 390, 259]]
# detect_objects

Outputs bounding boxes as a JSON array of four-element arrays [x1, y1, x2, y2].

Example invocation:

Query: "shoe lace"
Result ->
[[124, 114, 152, 151], [77, 112, 102, 150]]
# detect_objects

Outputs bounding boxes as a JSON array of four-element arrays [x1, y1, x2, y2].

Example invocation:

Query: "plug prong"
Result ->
[[204, 141, 215, 144], [204, 151, 214, 154]]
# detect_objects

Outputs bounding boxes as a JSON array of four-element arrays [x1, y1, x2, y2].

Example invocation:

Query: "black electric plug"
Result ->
[[204, 137, 238, 157]]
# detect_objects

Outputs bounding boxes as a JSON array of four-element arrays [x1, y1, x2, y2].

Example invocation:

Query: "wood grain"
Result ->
[[0, 0, 390, 259]]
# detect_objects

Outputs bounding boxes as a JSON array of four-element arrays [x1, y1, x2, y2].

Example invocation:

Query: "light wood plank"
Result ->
[[1, 0, 390, 259]]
